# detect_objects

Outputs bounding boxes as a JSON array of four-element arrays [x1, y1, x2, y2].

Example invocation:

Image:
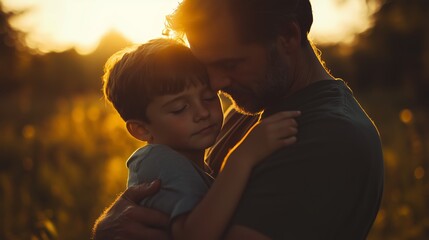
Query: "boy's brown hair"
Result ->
[[103, 38, 209, 122]]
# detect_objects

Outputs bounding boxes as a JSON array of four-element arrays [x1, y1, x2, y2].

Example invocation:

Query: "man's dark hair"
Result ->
[[166, 0, 313, 46]]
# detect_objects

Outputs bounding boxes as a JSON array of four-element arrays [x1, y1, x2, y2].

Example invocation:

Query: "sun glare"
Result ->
[[310, 0, 376, 44], [2, 0, 377, 54], [3, 0, 179, 54]]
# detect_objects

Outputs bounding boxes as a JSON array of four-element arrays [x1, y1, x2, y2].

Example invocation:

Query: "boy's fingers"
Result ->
[[276, 127, 298, 139], [282, 136, 297, 145], [271, 121, 298, 134], [287, 127, 298, 136], [285, 119, 298, 127]]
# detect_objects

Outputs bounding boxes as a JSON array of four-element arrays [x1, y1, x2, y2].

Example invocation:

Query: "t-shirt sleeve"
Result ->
[[127, 145, 210, 220]]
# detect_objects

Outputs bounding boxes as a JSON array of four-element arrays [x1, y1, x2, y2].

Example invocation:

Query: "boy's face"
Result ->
[[144, 82, 223, 152]]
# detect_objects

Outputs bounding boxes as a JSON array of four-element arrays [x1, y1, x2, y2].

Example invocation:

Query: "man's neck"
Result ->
[[288, 44, 334, 96]]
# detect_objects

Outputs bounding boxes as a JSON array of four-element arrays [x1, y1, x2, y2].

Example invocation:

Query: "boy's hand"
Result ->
[[225, 111, 300, 169], [93, 180, 171, 240]]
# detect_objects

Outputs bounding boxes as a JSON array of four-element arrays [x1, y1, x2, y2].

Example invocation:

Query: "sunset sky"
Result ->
[[2, 0, 379, 54]]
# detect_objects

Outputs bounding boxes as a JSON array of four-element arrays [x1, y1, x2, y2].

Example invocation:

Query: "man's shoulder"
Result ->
[[296, 83, 378, 145], [306, 116, 381, 161], [261, 113, 382, 168]]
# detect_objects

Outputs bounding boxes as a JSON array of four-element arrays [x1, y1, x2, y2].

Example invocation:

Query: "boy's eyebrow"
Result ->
[[160, 94, 187, 109], [159, 84, 209, 109]]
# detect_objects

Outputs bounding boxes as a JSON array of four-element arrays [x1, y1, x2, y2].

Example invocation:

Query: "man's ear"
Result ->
[[126, 120, 152, 142], [277, 21, 301, 53]]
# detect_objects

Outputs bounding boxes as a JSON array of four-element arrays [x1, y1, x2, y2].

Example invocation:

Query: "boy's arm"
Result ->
[[172, 152, 254, 240], [171, 111, 300, 240], [205, 107, 260, 176]]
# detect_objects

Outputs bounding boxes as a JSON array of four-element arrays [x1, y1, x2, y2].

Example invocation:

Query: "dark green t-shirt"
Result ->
[[230, 80, 384, 239]]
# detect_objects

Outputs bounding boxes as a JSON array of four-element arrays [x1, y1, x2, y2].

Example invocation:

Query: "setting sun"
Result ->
[[2, 0, 377, 54], [3, 0, 179, 54]]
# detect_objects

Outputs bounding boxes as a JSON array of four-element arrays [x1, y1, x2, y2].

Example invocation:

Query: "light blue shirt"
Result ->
[[127, 144, 213, 220]]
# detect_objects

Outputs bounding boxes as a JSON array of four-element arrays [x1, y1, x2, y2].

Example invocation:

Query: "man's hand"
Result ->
[[92, 180, 171, 240]]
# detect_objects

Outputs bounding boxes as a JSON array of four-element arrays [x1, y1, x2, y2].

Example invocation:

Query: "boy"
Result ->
[[102, 38, 300, 239]]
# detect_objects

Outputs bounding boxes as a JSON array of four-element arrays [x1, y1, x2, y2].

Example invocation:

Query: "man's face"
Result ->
[[187, 10, 291, 115]]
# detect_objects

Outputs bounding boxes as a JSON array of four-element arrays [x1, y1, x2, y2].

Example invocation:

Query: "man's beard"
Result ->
[[222, 48, 291, 115]]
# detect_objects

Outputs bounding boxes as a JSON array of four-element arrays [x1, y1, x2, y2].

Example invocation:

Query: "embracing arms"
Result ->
[[93, 111, 299, 240], [170, 111, 300, 240], [92, 181, 170, 240]]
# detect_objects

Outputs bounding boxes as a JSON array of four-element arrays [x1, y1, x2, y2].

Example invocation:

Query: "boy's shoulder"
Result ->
[[126, 144, 186, 170], [126, 144, 213, 189], [130, 144, 178, 158]]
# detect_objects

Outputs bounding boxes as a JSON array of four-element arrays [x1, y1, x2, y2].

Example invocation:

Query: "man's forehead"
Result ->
[[186, 12, 242, 63]]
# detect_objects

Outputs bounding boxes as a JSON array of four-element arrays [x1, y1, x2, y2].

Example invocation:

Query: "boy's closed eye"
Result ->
[[202, 94, 218, 102], [169, 104, 188, 114]]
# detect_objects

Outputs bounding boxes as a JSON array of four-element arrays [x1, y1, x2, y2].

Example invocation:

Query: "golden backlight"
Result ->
[[2, 0, 378, 54], [3, 0, 179, 54]]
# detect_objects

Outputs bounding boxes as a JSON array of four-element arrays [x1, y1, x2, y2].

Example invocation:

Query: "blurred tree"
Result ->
[[83, 30, 132, 93], [0, 2, 27, 95], [0, 4, 134, 239], [321, 0, 429, 239], [324, 0, 429, 105]]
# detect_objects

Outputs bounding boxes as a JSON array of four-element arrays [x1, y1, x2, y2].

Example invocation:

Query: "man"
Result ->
[[93, 0, 384, 239]]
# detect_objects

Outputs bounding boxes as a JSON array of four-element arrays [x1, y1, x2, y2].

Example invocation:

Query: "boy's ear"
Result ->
[[126, 120, 152, 142]]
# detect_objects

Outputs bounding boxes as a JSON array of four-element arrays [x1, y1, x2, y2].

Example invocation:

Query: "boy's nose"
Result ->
[[194, 104, 210, 121]]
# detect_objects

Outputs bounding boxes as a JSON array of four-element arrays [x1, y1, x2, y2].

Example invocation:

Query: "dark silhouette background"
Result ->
[[1, 0, 428, 239]]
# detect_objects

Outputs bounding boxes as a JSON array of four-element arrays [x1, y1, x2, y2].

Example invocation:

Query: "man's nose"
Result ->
[[207, 69, 231, 91]]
